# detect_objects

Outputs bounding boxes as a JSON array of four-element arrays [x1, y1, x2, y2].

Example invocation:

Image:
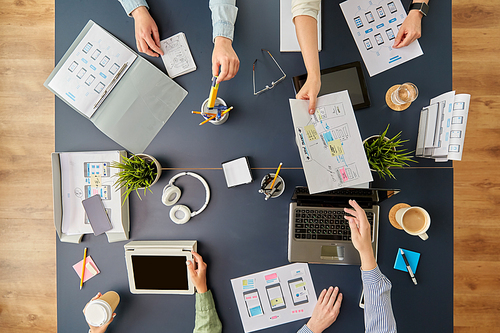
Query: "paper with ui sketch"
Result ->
[[231, 263, 316, 333], [290, 91, 372, 194], [59, 151, 125, 236], [340, 0, 423, 76], [160, 32, 197, 78], [47, 23, 137, 117]]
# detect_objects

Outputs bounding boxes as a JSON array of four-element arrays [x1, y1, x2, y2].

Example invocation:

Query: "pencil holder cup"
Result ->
[[260, 173, 285, 199], [201, 97, 229, 125]]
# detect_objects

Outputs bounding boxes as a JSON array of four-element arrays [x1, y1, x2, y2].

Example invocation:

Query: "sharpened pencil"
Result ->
[[269, 163, 283, 190], [80, 247, 87, 290]]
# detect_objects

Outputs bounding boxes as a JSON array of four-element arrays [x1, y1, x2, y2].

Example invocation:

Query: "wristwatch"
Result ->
[[408, 2, 429, 16]]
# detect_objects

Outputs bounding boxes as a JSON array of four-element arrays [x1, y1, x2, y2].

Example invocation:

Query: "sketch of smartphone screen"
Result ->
[[265, 283, 286, 311], [288, 278, 309, 306], [84, 162, 110, 177], [85, 185, 111, 200], [243, 289, 264, 317]]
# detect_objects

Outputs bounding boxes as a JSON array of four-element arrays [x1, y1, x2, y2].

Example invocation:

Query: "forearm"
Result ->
[[193, 290, 222, 333], [362, 266, 397, 333], [209, 0, 238, 42], [294, 15, 320, 82]]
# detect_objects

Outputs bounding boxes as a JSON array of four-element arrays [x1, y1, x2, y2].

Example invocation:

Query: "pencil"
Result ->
[[80, 247, 87, 290], [199, 107, 233, 125], [269, 163, 283, 190], [192, 111, 216, 116]]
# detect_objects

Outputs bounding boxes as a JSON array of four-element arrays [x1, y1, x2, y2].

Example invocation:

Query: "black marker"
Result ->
[[400, 248, 417, 285]]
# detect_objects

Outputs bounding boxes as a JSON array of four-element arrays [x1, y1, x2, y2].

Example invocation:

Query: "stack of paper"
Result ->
[[416, 92, 470, 162]]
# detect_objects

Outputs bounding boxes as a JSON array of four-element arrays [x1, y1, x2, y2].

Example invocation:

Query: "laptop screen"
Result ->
[[291, 187, 399, 208]]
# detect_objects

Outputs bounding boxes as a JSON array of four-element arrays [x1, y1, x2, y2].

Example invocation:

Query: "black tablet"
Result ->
[[292, 61, 370, 110]]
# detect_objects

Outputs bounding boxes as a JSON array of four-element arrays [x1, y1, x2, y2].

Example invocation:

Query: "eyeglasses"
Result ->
[[253, 49, 287, 96]]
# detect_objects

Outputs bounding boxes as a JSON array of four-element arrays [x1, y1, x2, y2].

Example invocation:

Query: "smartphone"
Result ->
[[82, 194, 112, 236], [243, 289, 264, 317], [266, 283, 286, 311], [288, 278, 309, 306]]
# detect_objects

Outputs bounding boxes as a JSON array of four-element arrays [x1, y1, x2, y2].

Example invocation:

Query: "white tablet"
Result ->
[[124, 240, 197, 294]]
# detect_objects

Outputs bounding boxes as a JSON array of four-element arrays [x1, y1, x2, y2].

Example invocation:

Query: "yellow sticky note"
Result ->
[[328, 139, 344, 157], [304, 125, 319, 141], [295, 282, 306, 288], [91, 174, 101, 188], [271, 298, 283, 306], [243, 280, 248, 286]]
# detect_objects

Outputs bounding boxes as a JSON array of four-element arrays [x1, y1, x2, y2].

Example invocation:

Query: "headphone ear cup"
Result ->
[[162, 185, 181, 206], [170, 205, 191, 224]]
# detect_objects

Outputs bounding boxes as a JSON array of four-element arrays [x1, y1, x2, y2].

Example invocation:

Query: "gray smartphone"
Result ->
[[82, 194, 112, 236]]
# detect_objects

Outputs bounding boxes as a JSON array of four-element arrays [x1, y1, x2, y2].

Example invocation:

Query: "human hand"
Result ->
[[344, 199, 377, 271], [296, 75, 321, 114], [212, 36, 239, 83], [306, 286, 343, 333], [393, 10, 423, 48], [131, 6, 164, 57], [186, 251, 208, 294], [84, 293, 116, 333]]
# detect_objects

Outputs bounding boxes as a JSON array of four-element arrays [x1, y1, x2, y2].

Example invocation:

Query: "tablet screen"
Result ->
[[292, 61, 370, 110], [131, 255, 189, 290]]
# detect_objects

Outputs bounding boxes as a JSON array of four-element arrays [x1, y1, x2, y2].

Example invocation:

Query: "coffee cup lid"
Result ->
[[85, 300, 112, 327]]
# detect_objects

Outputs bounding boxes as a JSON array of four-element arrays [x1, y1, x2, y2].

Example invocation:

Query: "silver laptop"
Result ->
[[288, 186, 399, 265]]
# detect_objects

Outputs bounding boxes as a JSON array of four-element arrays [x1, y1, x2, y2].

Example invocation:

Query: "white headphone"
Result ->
[[161, 172, 210, 224]]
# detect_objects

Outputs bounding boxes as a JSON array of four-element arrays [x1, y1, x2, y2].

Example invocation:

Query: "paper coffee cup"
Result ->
[[395, 207, 430, 240], [85, 291, 120, 327]]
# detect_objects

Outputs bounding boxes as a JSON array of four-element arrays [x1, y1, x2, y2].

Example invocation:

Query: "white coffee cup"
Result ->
[[84, 291, 120, 327], [395, 206, 430, 240]]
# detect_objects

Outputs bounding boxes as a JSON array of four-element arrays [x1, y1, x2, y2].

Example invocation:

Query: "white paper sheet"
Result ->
[[447, 94, 470, 160], [340, 0, 423, 76], [290, 91, 373, 194], [48, 24, 137, 117], [60, 151, 125, 235], [231, 263, 316, 333], [160, 32, 197, 78]]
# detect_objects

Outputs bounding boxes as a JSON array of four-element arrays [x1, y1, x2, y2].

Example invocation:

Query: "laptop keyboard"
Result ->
[[294, 208, 374, 241]]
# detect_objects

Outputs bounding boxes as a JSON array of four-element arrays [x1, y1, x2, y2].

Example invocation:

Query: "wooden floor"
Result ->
[[0, 0, 499, 332]]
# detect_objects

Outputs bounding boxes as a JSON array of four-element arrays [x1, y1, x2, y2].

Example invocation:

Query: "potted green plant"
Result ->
[[111, 153, 162, 202], [363, 124, 416, 179]]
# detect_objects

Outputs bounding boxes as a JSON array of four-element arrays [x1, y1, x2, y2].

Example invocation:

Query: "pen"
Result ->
[[265, 181, 282, 200], [192, 111, 217, 116], [198, 106, 233, 125], [80, 247, 87, 290], [400, 248, 417, 285], [94, 62, 128, 109], [207, 76, 219, 108], [269, 163, 283, 190]]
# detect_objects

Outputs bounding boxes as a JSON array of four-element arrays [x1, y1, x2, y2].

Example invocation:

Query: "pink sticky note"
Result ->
[[73, 256, 100, 282], [339, 167, 349, 182], [265, 273, 278, 281]]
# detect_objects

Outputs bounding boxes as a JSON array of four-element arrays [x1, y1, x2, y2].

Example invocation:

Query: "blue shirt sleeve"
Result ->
[[362, 266, 397, 333], [209, 0, 238, 41], [118, 0, 149, 16], [297, 324, 313, 333]]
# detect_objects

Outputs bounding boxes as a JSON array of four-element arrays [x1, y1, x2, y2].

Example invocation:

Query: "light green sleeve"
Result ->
[[193, 290, 222, 333]]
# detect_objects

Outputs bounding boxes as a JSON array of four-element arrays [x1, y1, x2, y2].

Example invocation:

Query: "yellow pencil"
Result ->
[[269, 163, 283, 190], [80, 247, 87, 290], [199, 107, 233, 125]]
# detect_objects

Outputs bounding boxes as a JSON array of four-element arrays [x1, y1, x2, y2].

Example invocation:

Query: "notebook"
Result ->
[[288, 186, 399, 265]]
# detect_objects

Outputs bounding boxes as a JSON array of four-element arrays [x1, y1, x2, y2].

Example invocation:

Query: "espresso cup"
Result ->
[[84, 291, 120, 327], [395, 206, 430, 240]]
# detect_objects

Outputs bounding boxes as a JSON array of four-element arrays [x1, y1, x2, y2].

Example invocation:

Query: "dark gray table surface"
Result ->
[[55, 0, 453, 332]]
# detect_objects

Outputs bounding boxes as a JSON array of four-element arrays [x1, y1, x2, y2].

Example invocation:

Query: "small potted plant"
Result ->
[[363, 124, 416, 179], [111, 153, 162, 202]]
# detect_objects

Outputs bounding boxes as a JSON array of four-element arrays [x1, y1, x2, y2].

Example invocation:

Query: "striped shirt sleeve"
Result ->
[[362, 266, 397, 333]]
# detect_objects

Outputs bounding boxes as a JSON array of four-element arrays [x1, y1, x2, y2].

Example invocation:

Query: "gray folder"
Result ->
[[44, 20, 188, 153]]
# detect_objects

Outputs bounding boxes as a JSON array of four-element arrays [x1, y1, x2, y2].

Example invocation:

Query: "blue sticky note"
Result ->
[[394, 248, 420, 273]]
